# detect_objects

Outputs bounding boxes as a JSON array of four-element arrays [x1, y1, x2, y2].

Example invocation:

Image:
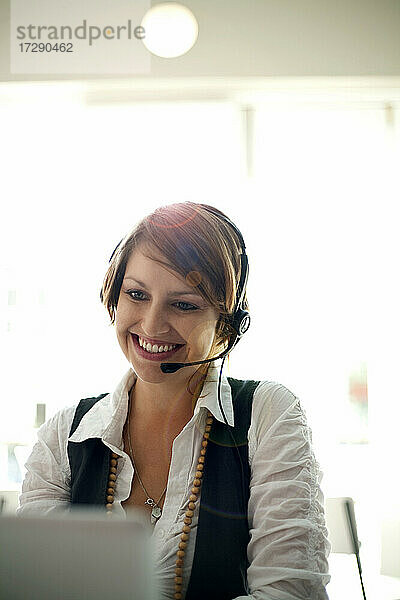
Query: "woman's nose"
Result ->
[[140, 302, 170, 337]]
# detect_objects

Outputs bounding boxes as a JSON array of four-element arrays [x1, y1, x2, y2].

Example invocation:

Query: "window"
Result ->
[[1, 83, 399, 544]]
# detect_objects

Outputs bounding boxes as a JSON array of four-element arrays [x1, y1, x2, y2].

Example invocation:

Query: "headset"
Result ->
[[104, 206, 251, 507], [105, 207, 250, 378], [159, 208, 251, 375]]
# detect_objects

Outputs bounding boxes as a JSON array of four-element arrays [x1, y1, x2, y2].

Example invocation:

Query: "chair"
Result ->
[[325, 497, 367, 600]]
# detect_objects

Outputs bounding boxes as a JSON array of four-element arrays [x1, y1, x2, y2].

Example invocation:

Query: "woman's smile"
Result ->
[[131, 333, 184, 362]]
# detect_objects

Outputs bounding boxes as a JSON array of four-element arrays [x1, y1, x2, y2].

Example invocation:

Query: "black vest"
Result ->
[[67, 377, 260, 600]]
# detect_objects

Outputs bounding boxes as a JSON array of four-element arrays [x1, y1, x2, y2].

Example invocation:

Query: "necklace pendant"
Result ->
[[151, 505, 162, 524], [145, 497, 156, 507]]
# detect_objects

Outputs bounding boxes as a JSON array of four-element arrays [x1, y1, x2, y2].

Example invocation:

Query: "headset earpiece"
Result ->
[[232, 307, 251, 338]]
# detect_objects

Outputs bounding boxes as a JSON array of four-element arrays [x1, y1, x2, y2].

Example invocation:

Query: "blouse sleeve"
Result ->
[[16, 405, 76, 517], [235, 381, 331, 600]]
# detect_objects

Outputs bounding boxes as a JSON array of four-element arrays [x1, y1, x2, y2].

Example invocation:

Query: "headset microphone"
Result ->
[[160, 218, 250, 375], [160, 310, 250, 373]]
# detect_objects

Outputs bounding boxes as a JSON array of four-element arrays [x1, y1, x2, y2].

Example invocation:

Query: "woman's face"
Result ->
[[115, 244, 220, 385]]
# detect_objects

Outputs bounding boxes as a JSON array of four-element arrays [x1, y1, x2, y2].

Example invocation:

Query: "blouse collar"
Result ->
[[68, 358, 234, 446]]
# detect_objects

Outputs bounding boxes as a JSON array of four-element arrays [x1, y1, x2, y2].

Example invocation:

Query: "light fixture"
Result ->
[[141, 2, 199, 58]]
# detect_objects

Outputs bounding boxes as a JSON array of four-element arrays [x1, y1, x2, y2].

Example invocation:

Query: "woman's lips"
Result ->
[[131, 333, 183, 362]]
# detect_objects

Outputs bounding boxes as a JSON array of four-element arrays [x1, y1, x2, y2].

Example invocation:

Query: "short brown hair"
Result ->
[[100, 201, 249, 361]]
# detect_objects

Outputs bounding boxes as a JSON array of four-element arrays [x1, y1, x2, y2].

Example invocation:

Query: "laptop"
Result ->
[[0, 506, 157, 600]]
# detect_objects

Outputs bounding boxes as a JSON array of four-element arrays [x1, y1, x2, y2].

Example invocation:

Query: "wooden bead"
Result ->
[[181, 533, 189, 541], [185, 509, 194, 518], [108, 480, 116, 488], [201, 440, 208, 448], [109, 473, 116, 481], [188, 501, 196, 510], [107, 488, 115, 495], [205, 425, 211, 432], [203, 432, 210, 439], [175, 584, 182, 592], [196, 463, 204, 471], [191, 486, 200, 495], [106, 495, 114, 503], [110, 466, 117, 474], [111, 452, 119, 459], [177, 550, 185, 558], [200, 449, 206, 456], [106, 510, 113, 516], [198, 456, 205, 463], [106, 503, 113, 509], [175, 567, 183, 576], [183, 524, 190, 533], [195, 471, 203, 479], [174, 593, 182, 600], [178, 541, 187, 550], [189, 494, 197, 502], [206, 417, 213, 425], [110, 458, 117, 467], [184, 517, 192, 525], [175, 576, 183, 584], [176, 558, 184, 567], [193, 478, 201, 487]]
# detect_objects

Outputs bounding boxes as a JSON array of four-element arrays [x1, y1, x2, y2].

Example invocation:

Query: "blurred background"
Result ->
[[0, 1, 399, 598]]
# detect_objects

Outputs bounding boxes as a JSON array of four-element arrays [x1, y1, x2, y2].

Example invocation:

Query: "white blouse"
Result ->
[[17, 359, 332, 599]]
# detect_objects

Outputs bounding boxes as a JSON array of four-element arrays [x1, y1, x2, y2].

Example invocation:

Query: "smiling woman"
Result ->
[[17, 201, 331, 600]]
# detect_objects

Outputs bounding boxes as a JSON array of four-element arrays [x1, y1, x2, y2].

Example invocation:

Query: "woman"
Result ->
[[17, 202, 331, 599]]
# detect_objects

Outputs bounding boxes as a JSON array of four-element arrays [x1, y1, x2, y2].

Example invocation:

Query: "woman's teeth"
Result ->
[[138, 336, 178, 353]]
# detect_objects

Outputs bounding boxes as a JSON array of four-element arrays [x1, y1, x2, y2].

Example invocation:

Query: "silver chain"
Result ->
[[126, 390, 167, 522]]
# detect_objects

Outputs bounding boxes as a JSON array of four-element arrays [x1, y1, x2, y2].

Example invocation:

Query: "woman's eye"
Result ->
[[175, 301, 199, 312], [127, 290, 146, 300], [125, 290, 198, 312]]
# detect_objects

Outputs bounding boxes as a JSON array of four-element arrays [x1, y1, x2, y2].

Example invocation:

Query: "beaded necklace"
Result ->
[[105, 381, 213, 600]]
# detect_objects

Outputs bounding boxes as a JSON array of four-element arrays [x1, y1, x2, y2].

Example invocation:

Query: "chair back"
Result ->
[[325, 496, 361, 554]]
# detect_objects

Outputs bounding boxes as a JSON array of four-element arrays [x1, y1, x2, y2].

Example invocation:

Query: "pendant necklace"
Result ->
[[125, 392, 167, 524]]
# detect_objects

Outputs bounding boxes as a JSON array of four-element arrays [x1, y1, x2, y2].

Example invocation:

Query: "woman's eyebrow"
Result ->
[[123, 277, 202, 297]]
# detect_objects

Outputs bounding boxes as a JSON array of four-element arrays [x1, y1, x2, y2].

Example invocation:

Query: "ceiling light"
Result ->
[[141, 2, 199, 58]]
